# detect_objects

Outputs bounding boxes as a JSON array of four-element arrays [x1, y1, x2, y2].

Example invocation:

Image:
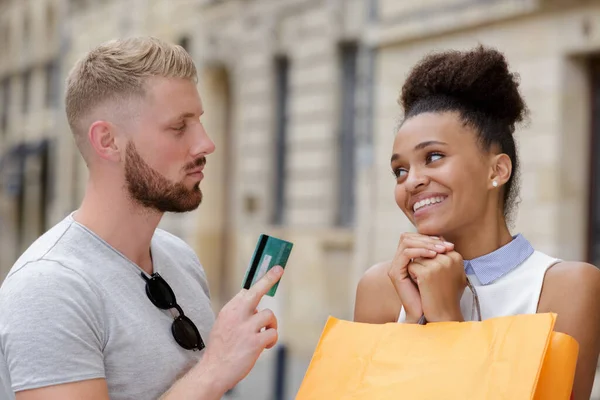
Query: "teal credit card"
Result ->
[[242, 234, 293, 297]]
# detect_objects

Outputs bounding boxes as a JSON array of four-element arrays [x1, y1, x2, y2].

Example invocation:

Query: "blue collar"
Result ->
[[463, 234, 534, 285]]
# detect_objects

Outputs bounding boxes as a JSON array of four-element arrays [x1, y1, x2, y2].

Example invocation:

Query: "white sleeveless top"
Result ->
[[398, 250, 561, 322]]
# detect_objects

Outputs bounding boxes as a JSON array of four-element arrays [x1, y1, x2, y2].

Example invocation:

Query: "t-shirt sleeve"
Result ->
[[0, 259, 106, 393]]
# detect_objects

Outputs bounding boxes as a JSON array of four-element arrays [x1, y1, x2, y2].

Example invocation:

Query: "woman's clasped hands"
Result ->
[[388, 233, 467, 324]]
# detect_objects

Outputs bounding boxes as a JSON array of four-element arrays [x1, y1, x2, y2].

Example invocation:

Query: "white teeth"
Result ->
[[413, 196, 446, 212]]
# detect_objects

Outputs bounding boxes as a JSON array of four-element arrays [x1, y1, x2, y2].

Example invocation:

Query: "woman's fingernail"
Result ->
[[435, 244, 446, 250], [444, 242, 454, 247]]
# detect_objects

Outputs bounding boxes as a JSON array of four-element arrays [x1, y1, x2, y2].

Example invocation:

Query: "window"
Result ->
[[38, 140, 51, 234], [22, 70, 31, 114], [5, 24, 10, 55], [0, 23, 7, 53], [272, 57, 290, 225], [14, 141, 52, 251], [178, 36, 191, 54], [23, 11, 30, 48], [69, 0, 90, 15], [45, 61, 58, 108], [336, 43, 358, 227], [1, 78, 10, 134], [588, 59, 600, 265], [46, 2, 57, 40]]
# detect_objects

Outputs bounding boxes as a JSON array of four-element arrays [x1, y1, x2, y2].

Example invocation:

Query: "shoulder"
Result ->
[[539, 260, 600, 315], [359, 261, 394, 289], [0, 259, 105, 341], [354, 261, 401, 324], [543, 261, 600, 293], [7, 217, 78, 277], [2, 258, 97, 295], [1, 258, 103, 311]]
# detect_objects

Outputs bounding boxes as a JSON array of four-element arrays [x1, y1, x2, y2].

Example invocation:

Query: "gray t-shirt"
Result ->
[[0, 215, 216, 399]]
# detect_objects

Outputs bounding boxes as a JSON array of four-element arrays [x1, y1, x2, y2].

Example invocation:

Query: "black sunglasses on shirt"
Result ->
[[141, 272, 205, 351]]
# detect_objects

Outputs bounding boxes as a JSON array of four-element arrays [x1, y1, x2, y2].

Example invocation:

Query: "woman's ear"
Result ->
[[489, 153, 512, 189]]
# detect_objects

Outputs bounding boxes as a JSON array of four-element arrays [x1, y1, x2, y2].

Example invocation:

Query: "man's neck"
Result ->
[[74, 178, 162, 275]]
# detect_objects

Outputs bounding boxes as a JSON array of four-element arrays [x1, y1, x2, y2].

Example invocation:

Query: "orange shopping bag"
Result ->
[[296, 313, 578, 400]]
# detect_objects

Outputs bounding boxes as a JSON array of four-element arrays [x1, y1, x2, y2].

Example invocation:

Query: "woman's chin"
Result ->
[[415, 222, 447, 237]]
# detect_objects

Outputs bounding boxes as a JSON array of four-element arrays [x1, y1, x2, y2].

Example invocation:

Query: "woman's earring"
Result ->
[[492, 180, 498, 188]]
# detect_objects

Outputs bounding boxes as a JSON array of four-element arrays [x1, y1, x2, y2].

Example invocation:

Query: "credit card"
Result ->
[[242, 234, 293, 297]]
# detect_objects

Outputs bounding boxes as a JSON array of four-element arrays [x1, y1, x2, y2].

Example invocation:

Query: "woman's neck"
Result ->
[[442, 217, 513, 260]]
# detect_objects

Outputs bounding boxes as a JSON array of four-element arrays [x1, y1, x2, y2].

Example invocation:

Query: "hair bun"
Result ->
[[400, 45, 527, 125]]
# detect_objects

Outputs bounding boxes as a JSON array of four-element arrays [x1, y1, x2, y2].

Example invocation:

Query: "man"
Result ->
[[0, 36, 283, 400]]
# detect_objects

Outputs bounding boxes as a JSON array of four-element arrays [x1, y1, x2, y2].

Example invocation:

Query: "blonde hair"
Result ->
[[65, 36, 197, 149]]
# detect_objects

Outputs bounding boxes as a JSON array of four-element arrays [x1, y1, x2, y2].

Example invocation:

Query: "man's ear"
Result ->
[[88, 120, 121, 162]]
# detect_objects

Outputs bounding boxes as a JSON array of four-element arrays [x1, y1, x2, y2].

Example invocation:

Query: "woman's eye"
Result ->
[[426, 152, 444, 164], [173, 124, 186, 133], [392, 168, 408, 179]]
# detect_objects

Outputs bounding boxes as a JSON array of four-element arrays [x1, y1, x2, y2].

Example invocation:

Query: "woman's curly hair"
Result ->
[[399, 45, 528, 221]]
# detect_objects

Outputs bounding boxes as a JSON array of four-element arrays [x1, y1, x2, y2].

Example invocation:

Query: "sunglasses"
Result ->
[[141, 272, 205, 351]]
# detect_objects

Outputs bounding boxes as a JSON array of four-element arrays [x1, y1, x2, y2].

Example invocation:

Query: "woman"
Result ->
[[354, 46, 600, 399]]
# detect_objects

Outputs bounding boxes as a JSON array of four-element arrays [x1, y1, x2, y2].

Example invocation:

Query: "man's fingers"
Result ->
[[245, 266, 284, 307], [259, 328, 278, 349], [252, 309, 278, 332]]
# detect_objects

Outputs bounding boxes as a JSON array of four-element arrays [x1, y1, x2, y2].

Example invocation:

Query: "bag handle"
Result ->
[[417, 277, 481, 325]]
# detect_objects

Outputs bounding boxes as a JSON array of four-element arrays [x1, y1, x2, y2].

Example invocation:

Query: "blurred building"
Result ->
[[1, 0, 600, 398], [0, 0, 62, 278]]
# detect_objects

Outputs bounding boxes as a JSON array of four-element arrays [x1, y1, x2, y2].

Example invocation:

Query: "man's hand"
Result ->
[[194, 265, 284, 395], [19, 267, 285, 400]]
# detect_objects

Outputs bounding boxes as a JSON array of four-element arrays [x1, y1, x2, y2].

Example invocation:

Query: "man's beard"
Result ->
[[124, 142, 205, 213]]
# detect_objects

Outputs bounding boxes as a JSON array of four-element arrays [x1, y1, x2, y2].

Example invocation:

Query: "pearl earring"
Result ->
[[492, 181, 498, 187]]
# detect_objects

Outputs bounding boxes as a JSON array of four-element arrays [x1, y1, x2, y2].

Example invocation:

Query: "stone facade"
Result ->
[[0, 0, 63, 280], [0, 0, 599, 397]]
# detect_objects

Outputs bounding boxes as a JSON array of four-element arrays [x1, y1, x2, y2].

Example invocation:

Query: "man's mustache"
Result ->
[[185, 157, 206, 171]]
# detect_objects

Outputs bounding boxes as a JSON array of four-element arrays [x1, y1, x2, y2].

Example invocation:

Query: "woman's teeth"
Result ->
[[413, 196, 446, 212]]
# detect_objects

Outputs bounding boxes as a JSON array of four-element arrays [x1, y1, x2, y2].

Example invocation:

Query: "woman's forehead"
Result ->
[[393, 112, 478, 152]]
